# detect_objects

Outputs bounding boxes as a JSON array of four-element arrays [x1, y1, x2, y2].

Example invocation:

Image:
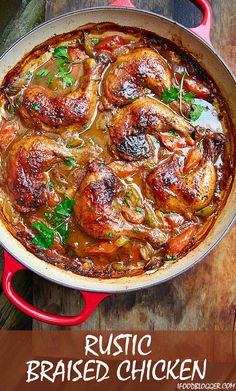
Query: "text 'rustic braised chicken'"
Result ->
[[0, 23, 233, 278]]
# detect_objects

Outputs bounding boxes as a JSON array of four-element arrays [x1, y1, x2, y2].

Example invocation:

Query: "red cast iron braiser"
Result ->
[[2, 0, 213, 326]]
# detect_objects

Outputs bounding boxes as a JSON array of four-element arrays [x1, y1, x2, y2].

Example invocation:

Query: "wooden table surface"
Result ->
[[0, 0, 235, 331]]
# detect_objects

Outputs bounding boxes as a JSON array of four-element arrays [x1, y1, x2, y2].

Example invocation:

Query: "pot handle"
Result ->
[[2, 251, 111, 326], [107, 0, 212, 45], [190, 0, 212, 45]]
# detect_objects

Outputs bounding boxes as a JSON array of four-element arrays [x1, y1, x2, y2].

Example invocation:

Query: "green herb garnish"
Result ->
[[118, 63, 124, 69], [89, 137, 95, 145], [32, 102, 40, 111], [35, 69, 50, 78], [166, 254, 177, 261], [6, 101, 15, 115], [48, 181, 54, 189], [32, 221, 55, 250], [89, 207, 94, 212], [62, 75, 75, 87], [64, 157, 76, 167], [162, 86, 179, 103], [106, 232, 116, 238], [168, 130, 179, 136], [190, 104, 207, 121], [47, 76, 54, 85], [53, 45, 69, 60], [183, 91, 195, 104], [135, 207, 144, 212], [91, 38, 100, 45], [32, 197, 75, 249], [44, 212, 53, 220]]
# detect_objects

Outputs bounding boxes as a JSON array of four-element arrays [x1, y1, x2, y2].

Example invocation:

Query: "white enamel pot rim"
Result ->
[[0, 6, 235, 294]]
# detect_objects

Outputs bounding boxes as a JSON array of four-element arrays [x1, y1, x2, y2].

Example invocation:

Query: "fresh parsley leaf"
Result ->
[[54, 196, 75, 219], [83, 124, 90, 130], [91, 38, 100, 45], [166, 254, 177, 261], [55, 222, 69, 246], [32, 197, 75, 249], [190, 104, 207, 121], [56, 58, 67, 67], [6, 102, 15, 115], [62, 75, 75, 87], [32, 221, 55, 250], [162, 86, 179, 103], [135, 207, 144, 212], [183, 91, 195, 104], [118, 63, 124, 69], [35, 69, 50, 78], [64, 157, 76, 167], [89, 206, 94, 212], [44, 212, 53, 220], [32, 102, 40, 111], [168, 130, 179, 136], [53, 45, 69, 60], [48, 181, 54, 189], [106, 232, 116, 238], [57, 64, 72, 74], [47, 76, 54, 85]]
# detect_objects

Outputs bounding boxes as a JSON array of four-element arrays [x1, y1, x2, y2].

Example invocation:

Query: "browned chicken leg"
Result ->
[[109, 97, 194, 161], [21, 58, 101, 130], [74, 160, 166, 246], [6, 136, 74, 212], [103, 48, 172, 106], [147, 152, 216, 214]]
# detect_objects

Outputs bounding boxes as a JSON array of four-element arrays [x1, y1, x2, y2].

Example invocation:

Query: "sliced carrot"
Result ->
[[184, 147, 202, 174], [116, 170, 138, 178], [167, 225, 197, 256], [47, 191, 60, 207], [85, 241, 117, 255], [165, 213, 185, 228], [159, 133, 187, 151], [94, 35, 128, 52], [176, 73, 211, 100], [109, 161, 138, 178]]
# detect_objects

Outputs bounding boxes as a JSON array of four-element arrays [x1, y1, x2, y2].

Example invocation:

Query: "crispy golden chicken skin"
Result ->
[[103, 48, 172, 105], [74, 160, 166, 246], [109, 97, 194, 161], [147, 153, 216, 214], [22, 58, 100, 129], [6, 136, 72, 212]]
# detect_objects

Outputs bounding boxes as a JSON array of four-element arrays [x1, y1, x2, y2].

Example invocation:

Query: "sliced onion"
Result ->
[[84, 33, 94, 57], [140, 242, 155, 261], [114, 235, 129, 247], [144, 203, 160, 228], [3, 198, 20, 224]]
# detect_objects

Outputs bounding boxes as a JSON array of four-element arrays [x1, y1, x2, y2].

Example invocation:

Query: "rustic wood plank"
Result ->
[[1, 0, 45, 56], [32, 0, 236, 331]]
